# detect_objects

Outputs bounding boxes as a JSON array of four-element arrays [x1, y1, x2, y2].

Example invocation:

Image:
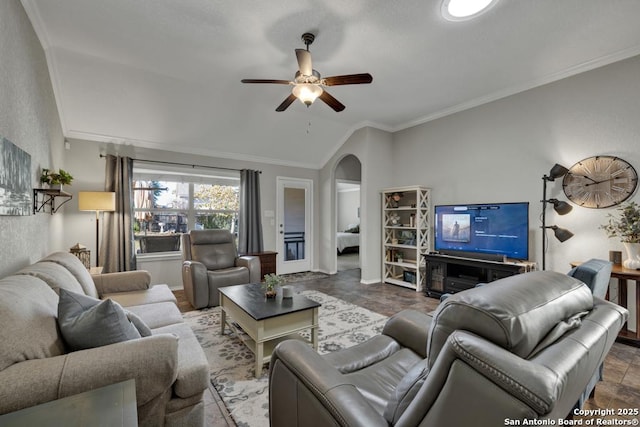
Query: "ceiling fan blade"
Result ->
[[295, 49, 313, 76], [323, 73, 373, 86], [241, 79, 290, 84], [319, 90, 345, 112], [275, 94, 297, 112]]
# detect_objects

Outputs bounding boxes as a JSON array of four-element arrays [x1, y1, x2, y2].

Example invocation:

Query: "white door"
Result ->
[[277, 177, 313, 274]]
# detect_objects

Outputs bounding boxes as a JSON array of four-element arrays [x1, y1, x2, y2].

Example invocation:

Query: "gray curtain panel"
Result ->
[[238, 169, 264, 254], [102, 155, 135, 273]]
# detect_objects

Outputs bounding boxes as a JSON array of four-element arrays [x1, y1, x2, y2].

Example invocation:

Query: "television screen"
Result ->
[[434, 202, 529, 260]]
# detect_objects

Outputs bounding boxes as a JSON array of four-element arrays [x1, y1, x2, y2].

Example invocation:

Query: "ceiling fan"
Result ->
[[241, 33, 373, 112]]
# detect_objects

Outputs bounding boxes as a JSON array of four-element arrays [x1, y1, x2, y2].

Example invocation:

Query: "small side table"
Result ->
[[243, 251, 277, 277], [610, 264, 640, 346], [0, 379, 137, 426], [571, 262, 640, 347]]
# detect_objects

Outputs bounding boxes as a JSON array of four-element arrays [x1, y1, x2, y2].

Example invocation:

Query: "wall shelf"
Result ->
[[33, 188, 73, 214]]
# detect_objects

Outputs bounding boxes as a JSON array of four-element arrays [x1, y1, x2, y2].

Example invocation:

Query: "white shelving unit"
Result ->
[[381, 186, 431, 291]]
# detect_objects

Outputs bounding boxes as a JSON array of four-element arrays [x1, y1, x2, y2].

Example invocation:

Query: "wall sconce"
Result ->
[[78, 191, 116, 267], [541, 164, 573, 270]]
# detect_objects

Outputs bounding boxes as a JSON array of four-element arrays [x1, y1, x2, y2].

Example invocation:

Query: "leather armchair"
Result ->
[[269, 271, 628, 427], [181, 230, 261, 308]]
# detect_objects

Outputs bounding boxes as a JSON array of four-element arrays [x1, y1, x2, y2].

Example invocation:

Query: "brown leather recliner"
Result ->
[[181, 230, 261, 308], [269, 271, 628, 427]]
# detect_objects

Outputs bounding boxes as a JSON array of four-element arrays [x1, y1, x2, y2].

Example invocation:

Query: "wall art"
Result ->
[[0, 137, 32, 215]]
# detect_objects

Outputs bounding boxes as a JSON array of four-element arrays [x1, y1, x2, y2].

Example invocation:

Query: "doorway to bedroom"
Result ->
[[335, 154, 361, 273], [336, 181, 360, 271]]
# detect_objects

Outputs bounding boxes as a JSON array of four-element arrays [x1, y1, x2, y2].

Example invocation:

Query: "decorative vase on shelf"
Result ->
[[622, 242, 640, 270]]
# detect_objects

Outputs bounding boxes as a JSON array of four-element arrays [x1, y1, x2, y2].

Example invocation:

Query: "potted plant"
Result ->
[[263, 273, 284, 298], [395, 251, 404, 263], [601, 201, 640, 269], [40, 168, 74, 190]]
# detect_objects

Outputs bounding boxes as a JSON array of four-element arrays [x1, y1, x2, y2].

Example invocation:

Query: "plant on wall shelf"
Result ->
[[600, 201, 640, 243], [40, 168, 74, 187]]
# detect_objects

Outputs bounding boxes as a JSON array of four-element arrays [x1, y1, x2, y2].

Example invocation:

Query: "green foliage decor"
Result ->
[[40, 168, 73, 186], [601, 201, 640, 243], [263, 273, 284, 298]]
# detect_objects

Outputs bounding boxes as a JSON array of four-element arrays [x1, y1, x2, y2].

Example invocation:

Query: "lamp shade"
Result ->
[[292, 84, 323, 106], [548, 163, 569, 180], [550, 225, 574, 242], [550, 199, 573, 215], [78, 192, 116, 212]]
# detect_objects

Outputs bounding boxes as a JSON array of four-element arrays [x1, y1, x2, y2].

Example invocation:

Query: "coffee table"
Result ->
[[219, 283, 321, 377]]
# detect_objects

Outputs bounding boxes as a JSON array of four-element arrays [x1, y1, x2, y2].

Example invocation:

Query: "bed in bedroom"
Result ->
[[337, 225, 360, 254]]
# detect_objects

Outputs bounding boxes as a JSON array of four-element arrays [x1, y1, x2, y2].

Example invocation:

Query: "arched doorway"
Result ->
[[335, 155, 362, 274]]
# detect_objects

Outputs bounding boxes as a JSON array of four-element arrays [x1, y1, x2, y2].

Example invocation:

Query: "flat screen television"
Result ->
[[434, 202, 529, 261]]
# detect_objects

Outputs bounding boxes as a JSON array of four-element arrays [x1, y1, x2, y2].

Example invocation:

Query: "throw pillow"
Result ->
[[57, 289, 141, 351], [126, 310, 152, 337]]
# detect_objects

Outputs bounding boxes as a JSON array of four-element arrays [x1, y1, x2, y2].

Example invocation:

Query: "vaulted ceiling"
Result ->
[[22, 0, 640, 169]]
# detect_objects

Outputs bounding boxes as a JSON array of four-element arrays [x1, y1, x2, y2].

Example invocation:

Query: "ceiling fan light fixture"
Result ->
[[441, 0, 498, 21], [292, 84, 323, 107]]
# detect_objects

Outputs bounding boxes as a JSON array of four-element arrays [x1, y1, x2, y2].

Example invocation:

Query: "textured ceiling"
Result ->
[[22, 0, 640, 168]]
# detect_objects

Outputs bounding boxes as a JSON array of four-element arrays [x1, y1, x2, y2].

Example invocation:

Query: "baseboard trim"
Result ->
[[360, 278, 381, 285]]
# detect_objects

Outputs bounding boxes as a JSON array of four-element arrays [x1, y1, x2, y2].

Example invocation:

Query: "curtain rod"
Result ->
[[99, 154, 261, 173]]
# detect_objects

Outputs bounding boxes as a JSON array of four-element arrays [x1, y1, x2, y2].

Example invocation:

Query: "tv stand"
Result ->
[[424, 253, 535, 298]]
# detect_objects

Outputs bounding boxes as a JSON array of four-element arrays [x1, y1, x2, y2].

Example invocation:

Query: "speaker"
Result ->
[[282, 285, 293, 298]]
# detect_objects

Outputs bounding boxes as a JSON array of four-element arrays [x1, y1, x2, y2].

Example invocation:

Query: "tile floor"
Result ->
[[176, 269, 640, 426]]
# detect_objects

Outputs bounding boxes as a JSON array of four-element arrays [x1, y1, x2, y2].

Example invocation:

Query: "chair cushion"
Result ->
[[57, 289, 141, 351], [207, 267, 250, 287], [151, 323, 210, 398], [383, 359, 429, 424], [323, 335, 401, 374], [427, 271, 593, 365], [125, 301, 186, 329], [15, 262, 86, 296], [344, 348, 423, 417], [188, 230, 237, 270], [0, 276, 65, 370], [102, 284, 177, 308], [40, 251, 100, 298]]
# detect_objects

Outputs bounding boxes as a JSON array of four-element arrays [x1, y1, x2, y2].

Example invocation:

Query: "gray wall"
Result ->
[[61, 140, 320, 275], [390, 55, 640, 273], [0, 0, 63, 277], [320, 127, 394, 282]]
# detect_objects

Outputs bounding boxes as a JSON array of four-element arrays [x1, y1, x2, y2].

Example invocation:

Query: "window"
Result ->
[[132, 164, 240, 254]]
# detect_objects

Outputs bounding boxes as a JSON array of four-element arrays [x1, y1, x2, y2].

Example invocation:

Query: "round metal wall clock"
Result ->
[[562, 155, 638, 209]]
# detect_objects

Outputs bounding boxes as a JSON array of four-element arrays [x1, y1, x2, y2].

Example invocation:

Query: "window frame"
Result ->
[[132, 164, 240, 255]]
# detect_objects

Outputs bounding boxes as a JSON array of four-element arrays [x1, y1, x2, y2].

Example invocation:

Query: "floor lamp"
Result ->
[[541, 164, 574, 270], [78, 191, 116, 267]]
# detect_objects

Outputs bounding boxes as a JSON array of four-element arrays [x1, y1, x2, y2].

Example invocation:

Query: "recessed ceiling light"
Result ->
[[441, 0, 498, 21]]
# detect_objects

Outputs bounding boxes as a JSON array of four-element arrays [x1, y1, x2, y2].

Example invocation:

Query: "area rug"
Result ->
[[182, 291, 388, 427], [279, 271, 329, 282]]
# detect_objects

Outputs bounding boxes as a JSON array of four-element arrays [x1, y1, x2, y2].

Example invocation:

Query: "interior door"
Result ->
[[277, 177, 312, 274]]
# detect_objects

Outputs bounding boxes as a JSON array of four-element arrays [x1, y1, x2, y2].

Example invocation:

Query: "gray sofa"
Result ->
[[0, 252, 209, 426], [269, 270, 628, 427]]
